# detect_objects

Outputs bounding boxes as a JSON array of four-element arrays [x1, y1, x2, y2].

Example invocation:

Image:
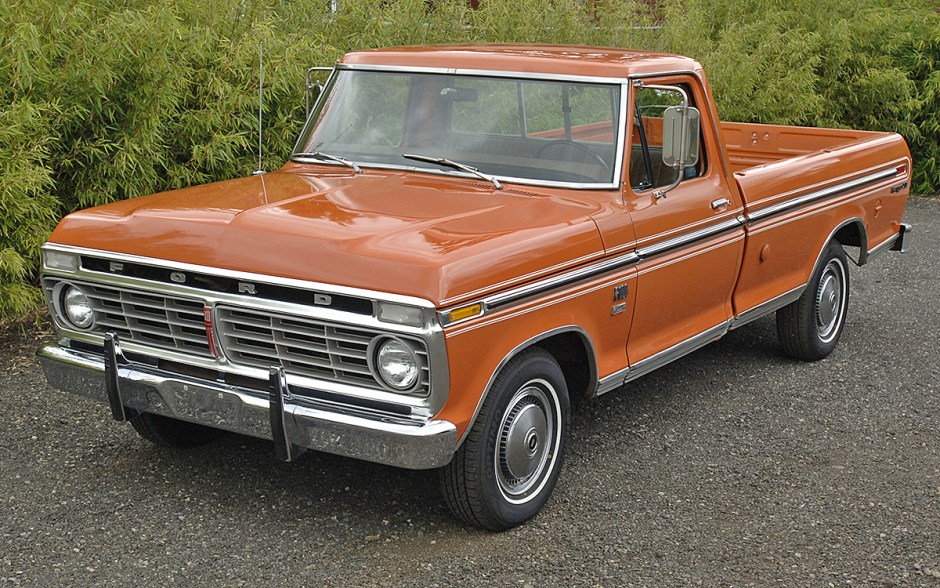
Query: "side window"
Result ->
[[630, 85, 704, 191]]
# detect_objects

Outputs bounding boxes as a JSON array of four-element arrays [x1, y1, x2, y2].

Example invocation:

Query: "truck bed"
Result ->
[[723, 121, 911, 318], [721, 122, 888, 173]]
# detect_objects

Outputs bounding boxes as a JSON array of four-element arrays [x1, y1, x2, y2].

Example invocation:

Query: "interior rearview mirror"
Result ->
[[439, 87, 479, 102], [662, 106, 701, 168]]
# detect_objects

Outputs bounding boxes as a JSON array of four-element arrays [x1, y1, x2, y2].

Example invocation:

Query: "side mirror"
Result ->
[[662, 105, 700, 169], [305, 67, 334, 117]]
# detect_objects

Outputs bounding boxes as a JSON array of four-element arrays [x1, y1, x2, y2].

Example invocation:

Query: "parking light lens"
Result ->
[[43, 250, 79, 272], [377, 302, 424, 328]]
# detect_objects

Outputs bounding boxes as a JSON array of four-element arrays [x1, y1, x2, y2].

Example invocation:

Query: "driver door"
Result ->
[[624, 79, 744, 367]]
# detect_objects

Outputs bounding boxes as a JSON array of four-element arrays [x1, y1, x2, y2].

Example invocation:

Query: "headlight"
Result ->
[[62, 285, 94, 329], [373, 338, 419, 391]]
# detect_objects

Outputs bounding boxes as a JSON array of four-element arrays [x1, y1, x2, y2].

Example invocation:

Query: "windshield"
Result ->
[[294, 70, 623, 186]]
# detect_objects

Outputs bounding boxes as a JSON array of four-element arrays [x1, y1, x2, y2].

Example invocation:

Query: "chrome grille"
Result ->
[[216, 306, 430, 394], [43, 278, 211, 357]]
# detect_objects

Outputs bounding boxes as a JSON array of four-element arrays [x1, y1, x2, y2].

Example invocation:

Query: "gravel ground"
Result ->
[[2, 197, 938, 587]]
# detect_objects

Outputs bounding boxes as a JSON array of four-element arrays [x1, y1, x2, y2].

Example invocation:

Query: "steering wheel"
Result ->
[[535, 140, 611, 174]]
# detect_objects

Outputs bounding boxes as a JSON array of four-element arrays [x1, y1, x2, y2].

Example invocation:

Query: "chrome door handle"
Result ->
[[711, 198, 731, 210]]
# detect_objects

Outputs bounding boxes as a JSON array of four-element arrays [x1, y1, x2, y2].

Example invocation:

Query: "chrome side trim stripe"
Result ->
[[636, 217, 742, 258], [483, 252, 640, 311], [729, 285, 805, 330], [746, 166, 899, 222], [623, 320, 731, 385], [596, 320, 731, 396], [481, 218, 743, 312], [596, 366, 630, 395]]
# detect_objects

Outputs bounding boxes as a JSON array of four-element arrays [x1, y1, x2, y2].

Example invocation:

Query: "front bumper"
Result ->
[[37, 341, 456, 469]]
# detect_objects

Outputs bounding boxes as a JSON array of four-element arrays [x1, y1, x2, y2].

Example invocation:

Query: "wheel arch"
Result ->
[[829, 218, 869, 266], [456, 326, 597, 448]]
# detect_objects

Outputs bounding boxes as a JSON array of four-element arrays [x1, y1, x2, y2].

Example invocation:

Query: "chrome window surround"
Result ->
[[40, 243, 449, 420], [290, 64, 629, 191], [628, 70, 732, 181]]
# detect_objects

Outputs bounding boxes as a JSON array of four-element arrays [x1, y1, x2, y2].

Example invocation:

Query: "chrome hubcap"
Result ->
[[495, 382, 558, 503], [815, 259, 845, 342]]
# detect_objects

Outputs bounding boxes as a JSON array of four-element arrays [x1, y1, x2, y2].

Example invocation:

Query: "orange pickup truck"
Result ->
[[38, 45, 912, 530]]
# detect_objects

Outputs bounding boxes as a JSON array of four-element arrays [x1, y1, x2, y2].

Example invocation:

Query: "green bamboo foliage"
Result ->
[[0, 0, 937, 319]]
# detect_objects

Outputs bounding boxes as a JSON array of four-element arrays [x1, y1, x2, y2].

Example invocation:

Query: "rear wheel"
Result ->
[[440, 348, 569, 531], [776, 240, 850, 360], [130, 413, 224, 448]]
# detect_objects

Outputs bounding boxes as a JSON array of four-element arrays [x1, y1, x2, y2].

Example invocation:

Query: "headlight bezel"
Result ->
[[54, 282, 96, 330]]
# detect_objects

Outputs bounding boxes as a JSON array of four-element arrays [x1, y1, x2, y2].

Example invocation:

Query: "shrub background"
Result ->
[[1, 0, 937, 318]]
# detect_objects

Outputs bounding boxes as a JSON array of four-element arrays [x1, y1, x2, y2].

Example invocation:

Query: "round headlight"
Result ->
[[374, 338, 419, 391], [62, 285, 94, 329]]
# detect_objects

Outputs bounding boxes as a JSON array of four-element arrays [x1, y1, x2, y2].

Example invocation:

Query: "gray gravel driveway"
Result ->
[[2, 197, 938, 587]]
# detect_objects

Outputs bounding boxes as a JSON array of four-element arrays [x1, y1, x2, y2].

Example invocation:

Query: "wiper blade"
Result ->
[[402, 153, 502, 190], [294, 151, 362, 174]]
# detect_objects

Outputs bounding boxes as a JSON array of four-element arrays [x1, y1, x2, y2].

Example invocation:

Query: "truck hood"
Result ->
[[49, 168, 609, 306]]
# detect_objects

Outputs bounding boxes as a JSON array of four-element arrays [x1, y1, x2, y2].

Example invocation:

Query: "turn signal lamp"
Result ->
[[447, 303, 483, 324]]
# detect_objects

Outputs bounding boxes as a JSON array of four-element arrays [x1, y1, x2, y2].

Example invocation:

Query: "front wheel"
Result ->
[[776, 240, 850, 361], [439, 348, 570, 531]]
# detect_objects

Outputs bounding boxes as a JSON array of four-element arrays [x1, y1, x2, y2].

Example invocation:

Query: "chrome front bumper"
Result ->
[[37, 340, 456, 469]]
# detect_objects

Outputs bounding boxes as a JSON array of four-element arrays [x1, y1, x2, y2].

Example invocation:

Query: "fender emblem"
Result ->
[[613, 284, 629, 301]]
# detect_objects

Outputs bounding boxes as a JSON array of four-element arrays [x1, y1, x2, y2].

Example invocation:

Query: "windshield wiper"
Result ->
[[293, 151, 362, 174], [402, 154, 502, 190]]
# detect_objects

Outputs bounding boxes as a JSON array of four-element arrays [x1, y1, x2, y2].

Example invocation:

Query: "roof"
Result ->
[[339, 44, 702, 80]]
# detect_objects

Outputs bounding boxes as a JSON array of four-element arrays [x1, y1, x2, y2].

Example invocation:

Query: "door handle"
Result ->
[[711, 197, 731, 210]]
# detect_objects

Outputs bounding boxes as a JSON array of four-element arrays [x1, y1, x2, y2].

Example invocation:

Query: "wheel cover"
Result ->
[[815, 258, 846, 343], [494, 379, 561, 505]]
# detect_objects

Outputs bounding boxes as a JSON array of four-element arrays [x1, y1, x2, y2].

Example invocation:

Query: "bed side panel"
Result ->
[[730, 132, 911, 317]]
